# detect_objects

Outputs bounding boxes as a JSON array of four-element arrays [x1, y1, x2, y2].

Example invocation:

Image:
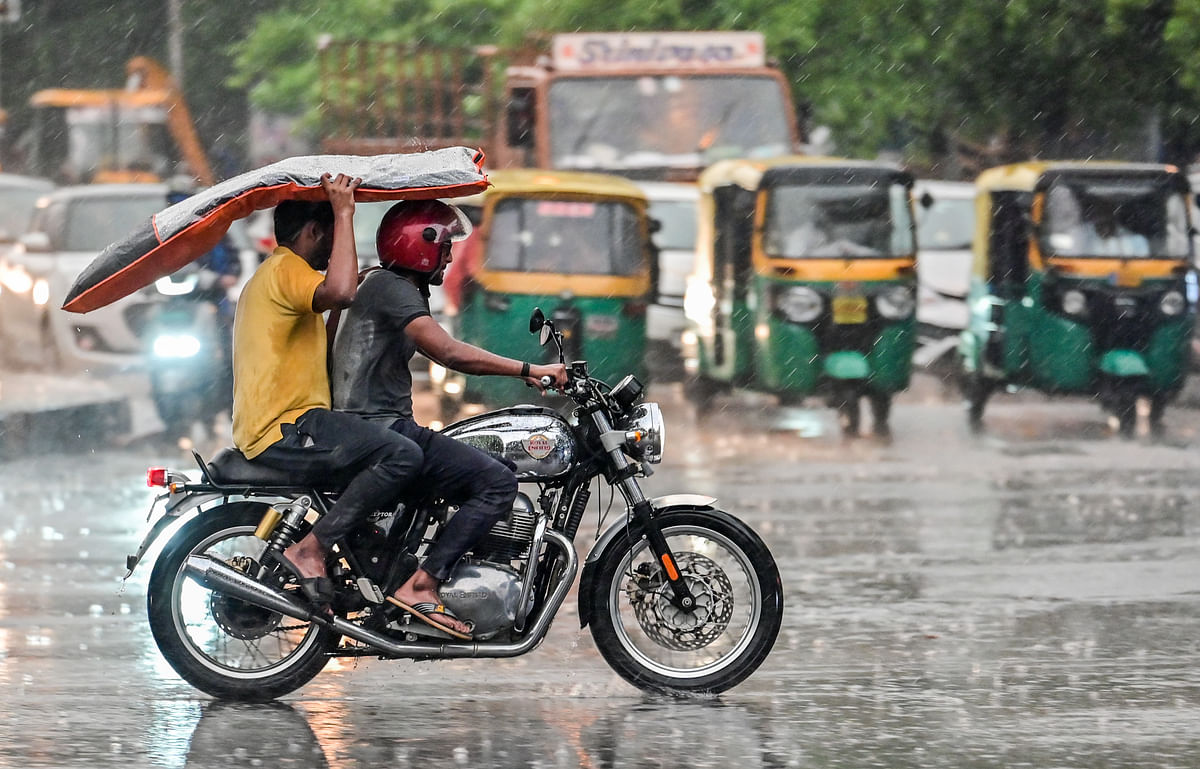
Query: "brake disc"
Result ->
[[625, 552, 735, 651], [208, 555, 283, 641]]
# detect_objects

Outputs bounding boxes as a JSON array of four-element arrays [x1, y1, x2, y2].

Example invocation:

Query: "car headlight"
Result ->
[[1160, 290, 1186, 316], [1061, 289, 1088, 317], [875, 286, 915, 320], [775, 286, 823, 323], [627, 402, 665, 464]]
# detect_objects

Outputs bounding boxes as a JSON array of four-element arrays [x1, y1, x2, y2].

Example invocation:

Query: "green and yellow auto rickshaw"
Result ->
[[959, 161, 1194, 436], [683, 156, 918, 437], [437, 169, 653, 416]]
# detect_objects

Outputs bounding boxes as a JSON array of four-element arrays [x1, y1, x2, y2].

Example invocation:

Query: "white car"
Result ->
[[638, 181, 700, 377], [913, 179, 975, 367], [0, 184, 170, 372]]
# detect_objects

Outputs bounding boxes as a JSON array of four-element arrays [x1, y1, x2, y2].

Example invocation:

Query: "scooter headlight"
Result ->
[[775, 286, 823, 323], [875, 286, 915, 320], [1061, 289, 1088, 317], [152, 333, 202, 359], [1160, 290, 1186, 317]]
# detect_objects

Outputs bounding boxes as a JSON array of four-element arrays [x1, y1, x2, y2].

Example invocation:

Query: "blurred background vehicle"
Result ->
[[0, 183, 169, 371], [639, 180, 699, 380], [912, 179, 975, 370], [0, 173, 55, 245]]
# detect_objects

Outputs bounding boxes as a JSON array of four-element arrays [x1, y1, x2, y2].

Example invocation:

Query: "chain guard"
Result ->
[[624, 552, 734, 651]]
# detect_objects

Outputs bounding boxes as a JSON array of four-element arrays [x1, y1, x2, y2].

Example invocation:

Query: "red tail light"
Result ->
[[147, 467, 168, 487], [623, 300, 648, 318]]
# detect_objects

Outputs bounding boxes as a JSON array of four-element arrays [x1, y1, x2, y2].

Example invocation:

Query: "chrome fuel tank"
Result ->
[[442, 406, 576, 481]]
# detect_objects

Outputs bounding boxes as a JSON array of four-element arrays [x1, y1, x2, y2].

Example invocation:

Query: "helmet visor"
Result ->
[[428, 204, 473, 244]]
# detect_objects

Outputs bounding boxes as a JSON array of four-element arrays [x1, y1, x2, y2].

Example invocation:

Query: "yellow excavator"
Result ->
[[27, 56, 213, 186]]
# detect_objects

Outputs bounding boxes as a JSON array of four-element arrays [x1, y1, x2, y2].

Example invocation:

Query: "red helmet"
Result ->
[[376, 200, 472, 273]]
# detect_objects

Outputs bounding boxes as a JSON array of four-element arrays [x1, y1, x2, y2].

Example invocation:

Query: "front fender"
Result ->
[[577, 494, 717, 628]]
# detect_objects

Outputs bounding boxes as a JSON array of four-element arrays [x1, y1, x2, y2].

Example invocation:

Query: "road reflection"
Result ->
[[174, 697, 779, 769]]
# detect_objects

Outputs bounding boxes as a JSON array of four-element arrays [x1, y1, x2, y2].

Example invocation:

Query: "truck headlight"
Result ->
[[1160, 290, 1186, 316], [775, 286, 823, 323], [1061, 289, 1088, 317], [875, 286, 915, 320]]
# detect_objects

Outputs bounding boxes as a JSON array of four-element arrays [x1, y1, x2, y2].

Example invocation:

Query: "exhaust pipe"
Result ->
[[181, 530, 579, 659]]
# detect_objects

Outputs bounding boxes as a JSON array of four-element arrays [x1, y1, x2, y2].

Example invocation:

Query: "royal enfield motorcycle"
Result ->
[[127, 308, 783, 701]]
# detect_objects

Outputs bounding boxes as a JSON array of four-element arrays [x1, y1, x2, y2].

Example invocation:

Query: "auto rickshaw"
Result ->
[[683, 156, 918, 437], [437, 168, 653, 417], [959, 162, 1194, 437]]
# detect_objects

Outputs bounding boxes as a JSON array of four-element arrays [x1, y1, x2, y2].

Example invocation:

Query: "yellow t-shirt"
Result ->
[[232, 246, 330, 458]]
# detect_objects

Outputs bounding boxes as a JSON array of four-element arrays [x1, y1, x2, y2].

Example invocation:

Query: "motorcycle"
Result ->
[[127, 307, 783, 700], [144, 262, 232, 438]]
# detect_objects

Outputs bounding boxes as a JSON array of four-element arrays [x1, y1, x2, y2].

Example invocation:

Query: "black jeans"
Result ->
[[390, 418, 518, 581], [252, 408, 423, 547]]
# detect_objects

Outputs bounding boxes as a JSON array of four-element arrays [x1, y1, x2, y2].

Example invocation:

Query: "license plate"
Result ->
[[832, 296, 868, 324]]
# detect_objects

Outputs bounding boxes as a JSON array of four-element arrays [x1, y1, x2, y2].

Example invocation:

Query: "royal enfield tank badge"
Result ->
[[523, 433, 555, 460]]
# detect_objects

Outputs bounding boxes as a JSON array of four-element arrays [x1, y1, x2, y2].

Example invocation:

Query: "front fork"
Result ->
[[590, 408, 698, 612]]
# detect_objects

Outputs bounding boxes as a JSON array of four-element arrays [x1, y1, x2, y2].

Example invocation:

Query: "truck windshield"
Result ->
[[549, 75, 791, 172], [65, 105, 171, 182], [1042, 179, 1191, 259], [487, 198, 643, 276], [763, 183, 916, 259]]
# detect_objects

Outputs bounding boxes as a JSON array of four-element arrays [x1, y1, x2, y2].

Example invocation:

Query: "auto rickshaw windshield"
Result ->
[[486, 197, 643, 275], [763, 182, 915, 259], [1042, 179, 1191, 259]]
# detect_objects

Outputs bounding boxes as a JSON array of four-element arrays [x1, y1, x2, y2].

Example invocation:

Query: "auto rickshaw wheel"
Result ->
[[1114, 396, 1138, 439], [836, 396, 861, 438], [962, 372, 991, 433]]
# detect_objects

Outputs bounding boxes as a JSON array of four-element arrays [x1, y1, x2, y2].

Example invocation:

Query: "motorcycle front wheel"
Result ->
[[147, 502, 339, 701], [587, 508, 783, 696]]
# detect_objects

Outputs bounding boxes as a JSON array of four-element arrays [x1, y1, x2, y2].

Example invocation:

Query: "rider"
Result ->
[[232, 174, 425, 612], [329, 199, 567, 639]]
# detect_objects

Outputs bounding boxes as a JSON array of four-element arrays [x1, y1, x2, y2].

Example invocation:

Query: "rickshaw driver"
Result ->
[[329, 199, 568, 639]]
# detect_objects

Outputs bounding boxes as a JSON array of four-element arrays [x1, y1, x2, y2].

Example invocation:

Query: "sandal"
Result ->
[[274, 553, 334, 616], [385, 597, 473, 640]]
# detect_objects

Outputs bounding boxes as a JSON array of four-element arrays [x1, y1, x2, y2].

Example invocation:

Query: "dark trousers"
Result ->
[[390, 418, 518, 581], [253, 408, 423, 547]]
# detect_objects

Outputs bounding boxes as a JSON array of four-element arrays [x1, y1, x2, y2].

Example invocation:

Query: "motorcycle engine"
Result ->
[[470, 491, 537, 562], [438, 558, 523, 639]]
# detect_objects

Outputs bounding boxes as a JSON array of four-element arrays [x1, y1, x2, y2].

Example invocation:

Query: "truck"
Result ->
[[318, 31, 802, 182], [25, 56, 214, 186]]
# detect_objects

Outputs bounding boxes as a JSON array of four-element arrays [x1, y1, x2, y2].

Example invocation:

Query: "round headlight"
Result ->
[[776, 286, 823, 323], [1061, 289, 1088, 316], [628, 402, 665, 464], [1160, 290, 1186, 316], [875, 286, 915, 320]]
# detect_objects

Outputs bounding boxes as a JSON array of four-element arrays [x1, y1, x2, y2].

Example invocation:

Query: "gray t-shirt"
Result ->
[[330, 269, 430, 423]]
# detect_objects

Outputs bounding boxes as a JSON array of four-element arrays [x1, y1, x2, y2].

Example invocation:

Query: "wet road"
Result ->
[[3, 378, 1200, 767]]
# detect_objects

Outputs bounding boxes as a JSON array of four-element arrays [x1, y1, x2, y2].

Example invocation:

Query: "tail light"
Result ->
[[147, 467, 168, 487], [622, 300, 648, 317]]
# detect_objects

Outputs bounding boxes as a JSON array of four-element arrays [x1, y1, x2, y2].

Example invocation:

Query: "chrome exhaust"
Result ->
[[182, 530, 579, 659]]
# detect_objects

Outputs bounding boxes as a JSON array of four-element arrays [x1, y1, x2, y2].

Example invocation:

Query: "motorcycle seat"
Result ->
[[206, 447, 333, 488]]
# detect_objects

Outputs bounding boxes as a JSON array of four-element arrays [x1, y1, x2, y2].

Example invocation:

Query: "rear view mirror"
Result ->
[[529, 307, 546, 334], [19, 232, 51, 253]]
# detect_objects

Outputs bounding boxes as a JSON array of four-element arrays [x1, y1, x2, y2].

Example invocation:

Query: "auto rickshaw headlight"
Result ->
[[1160, 290, 1186, 316], [776, 286, 823, 323], [875, 286, 915, 320], [1061, 289, 1088, 317]]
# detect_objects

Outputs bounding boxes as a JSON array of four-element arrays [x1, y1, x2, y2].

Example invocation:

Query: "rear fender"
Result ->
[[577, 494, 717, 628], [123, 493, 264, 578]]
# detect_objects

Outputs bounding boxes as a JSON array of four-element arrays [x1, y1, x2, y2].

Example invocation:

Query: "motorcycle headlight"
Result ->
[[152, 333, 201, 359], [875, 286, 915, 320], [155, 274, 199, 296], [775, 286, 823, 323], [1061, 289, 1088, 317], [627, 402, 665, 464], [1160, 290, 1186, 317]]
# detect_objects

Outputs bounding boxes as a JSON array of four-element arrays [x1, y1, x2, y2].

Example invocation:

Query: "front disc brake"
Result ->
[[625, 552, 734, 651]]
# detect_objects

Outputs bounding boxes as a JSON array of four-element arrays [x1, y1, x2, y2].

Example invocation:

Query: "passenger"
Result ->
[[329, 199, 567, 639], [231, 173, 424, 614]]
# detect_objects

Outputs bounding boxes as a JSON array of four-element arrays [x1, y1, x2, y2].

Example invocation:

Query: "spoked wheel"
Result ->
[[147, 503, 339, 701], [587, 509, 783, 696]]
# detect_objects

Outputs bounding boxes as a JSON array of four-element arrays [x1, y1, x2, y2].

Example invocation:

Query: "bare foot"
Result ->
[[283, 533, 327, 580], [391, 568, 471, 636]]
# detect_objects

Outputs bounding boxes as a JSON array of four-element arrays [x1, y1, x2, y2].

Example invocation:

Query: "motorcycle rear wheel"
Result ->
[[147, 503, 339, 701], [587, 509, 783, 696]]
